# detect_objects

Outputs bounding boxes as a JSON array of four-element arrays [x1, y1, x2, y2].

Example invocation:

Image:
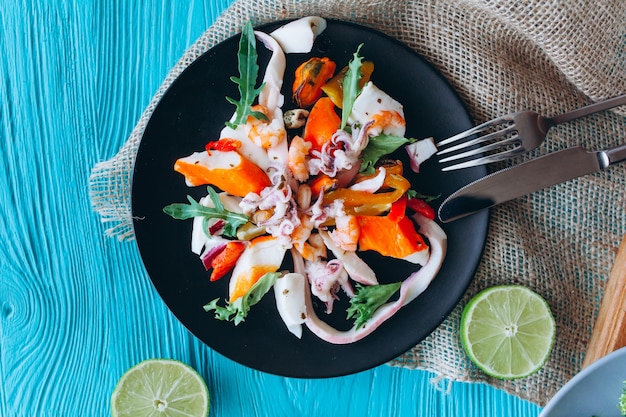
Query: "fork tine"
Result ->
[[437, 115, 514, 147], [441, 145, 526, 171], [437, 124, 518, 156], [439, 134, 520, 163]]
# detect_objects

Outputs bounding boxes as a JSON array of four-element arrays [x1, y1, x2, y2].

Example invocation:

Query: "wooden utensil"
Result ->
[[583, 234, 626, 368]]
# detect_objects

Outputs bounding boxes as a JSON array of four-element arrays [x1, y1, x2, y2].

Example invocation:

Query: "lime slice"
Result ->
[[111, 359, 210, 417], [460, 285, 555, 379]]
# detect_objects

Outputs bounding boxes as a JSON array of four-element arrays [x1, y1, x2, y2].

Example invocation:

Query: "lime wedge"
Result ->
[[111, 359, 210, 417], [460, 285, 555, 379]]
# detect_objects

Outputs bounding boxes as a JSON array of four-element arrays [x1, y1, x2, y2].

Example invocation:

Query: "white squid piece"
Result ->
[[191, 193, 242, 255], [349, 82, 406, 137], [254, 31, 289, 166], [228, 236, 287, 302], [319, 230, 378, 286], [405, 137, 437, 173], [255, 31, 286, 115], [274, 272, 307, 338], [270, 16, 327, 53], [348, 167, 386, 193]]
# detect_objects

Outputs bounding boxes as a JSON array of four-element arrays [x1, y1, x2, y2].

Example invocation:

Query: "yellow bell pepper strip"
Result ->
[[302, 97, 341, 152], [348, 203, 392, 216], [322, 171, 410, 208], [292, 57, 336, 107], [321, 61, 374, 108], [376, 159, 404, 175]]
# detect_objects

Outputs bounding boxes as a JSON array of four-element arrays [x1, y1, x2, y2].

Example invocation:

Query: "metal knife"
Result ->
[[438, 144, 626, 223]]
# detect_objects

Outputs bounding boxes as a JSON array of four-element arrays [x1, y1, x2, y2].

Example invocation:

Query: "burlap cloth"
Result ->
[[89, 0, 626, 406]]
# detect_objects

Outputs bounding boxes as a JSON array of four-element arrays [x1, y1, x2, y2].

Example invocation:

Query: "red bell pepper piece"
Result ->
[[206, 138, 242, 154], [209, 241, 246, 282], [387, 196, 407, 222], [406, 196, 435, 220]]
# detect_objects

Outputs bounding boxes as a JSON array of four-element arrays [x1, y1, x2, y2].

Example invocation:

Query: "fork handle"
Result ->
[[549, 93, 626, 125]]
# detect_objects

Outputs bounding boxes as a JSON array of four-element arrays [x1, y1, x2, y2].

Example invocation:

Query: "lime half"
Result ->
[[111, 359, 210, 417], [460, 285, 555, 380]]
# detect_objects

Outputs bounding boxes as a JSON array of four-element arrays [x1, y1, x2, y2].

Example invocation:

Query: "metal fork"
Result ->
[[437, 94, 626, 171]]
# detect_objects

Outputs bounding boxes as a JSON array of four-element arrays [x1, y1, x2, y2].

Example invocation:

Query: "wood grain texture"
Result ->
[[0, 1, 541, 415], [583, 235, 626, 367]]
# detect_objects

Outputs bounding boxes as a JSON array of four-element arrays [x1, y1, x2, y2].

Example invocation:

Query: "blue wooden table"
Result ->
[[0, 1, 543, 415]]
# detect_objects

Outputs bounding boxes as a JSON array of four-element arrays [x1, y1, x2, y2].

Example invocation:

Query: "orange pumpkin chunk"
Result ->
[[174, 150, 271, 197], [356, 198, 428, 259], [302, 97, 340, 152]]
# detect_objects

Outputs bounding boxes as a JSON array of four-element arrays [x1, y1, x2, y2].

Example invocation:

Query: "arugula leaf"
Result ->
[[359, 134, 416, 174], [347, 282, 402, 329], [341, 44, 364, 130], [163, 186, 249, 238], [407, 189, 441, 203], [225, 21, 268, 129], [203, 272, 280, 325]]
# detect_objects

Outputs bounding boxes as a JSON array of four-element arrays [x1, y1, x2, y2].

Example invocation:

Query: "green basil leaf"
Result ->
[[359, 134, 415, 174]]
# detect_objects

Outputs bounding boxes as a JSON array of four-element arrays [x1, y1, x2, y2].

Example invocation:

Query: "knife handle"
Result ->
[[605, 143, 626, 166], [583, 234, 626, 368]]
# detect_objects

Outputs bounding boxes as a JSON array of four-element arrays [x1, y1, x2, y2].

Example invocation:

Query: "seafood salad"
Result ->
[[163, 17, 447, 344]]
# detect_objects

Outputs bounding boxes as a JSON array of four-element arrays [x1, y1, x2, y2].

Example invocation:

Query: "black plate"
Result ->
[[132, 20, 488, 378]]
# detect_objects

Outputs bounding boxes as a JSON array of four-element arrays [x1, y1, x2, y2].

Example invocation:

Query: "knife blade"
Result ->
[[438, 144, 626, 223]]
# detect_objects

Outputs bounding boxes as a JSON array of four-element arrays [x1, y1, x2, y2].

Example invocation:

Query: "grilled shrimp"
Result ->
[[330, 214, 360, 252], [370, 110, 406, 137], [288, 135, 312, 182], [247, 105, 287, 149]]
